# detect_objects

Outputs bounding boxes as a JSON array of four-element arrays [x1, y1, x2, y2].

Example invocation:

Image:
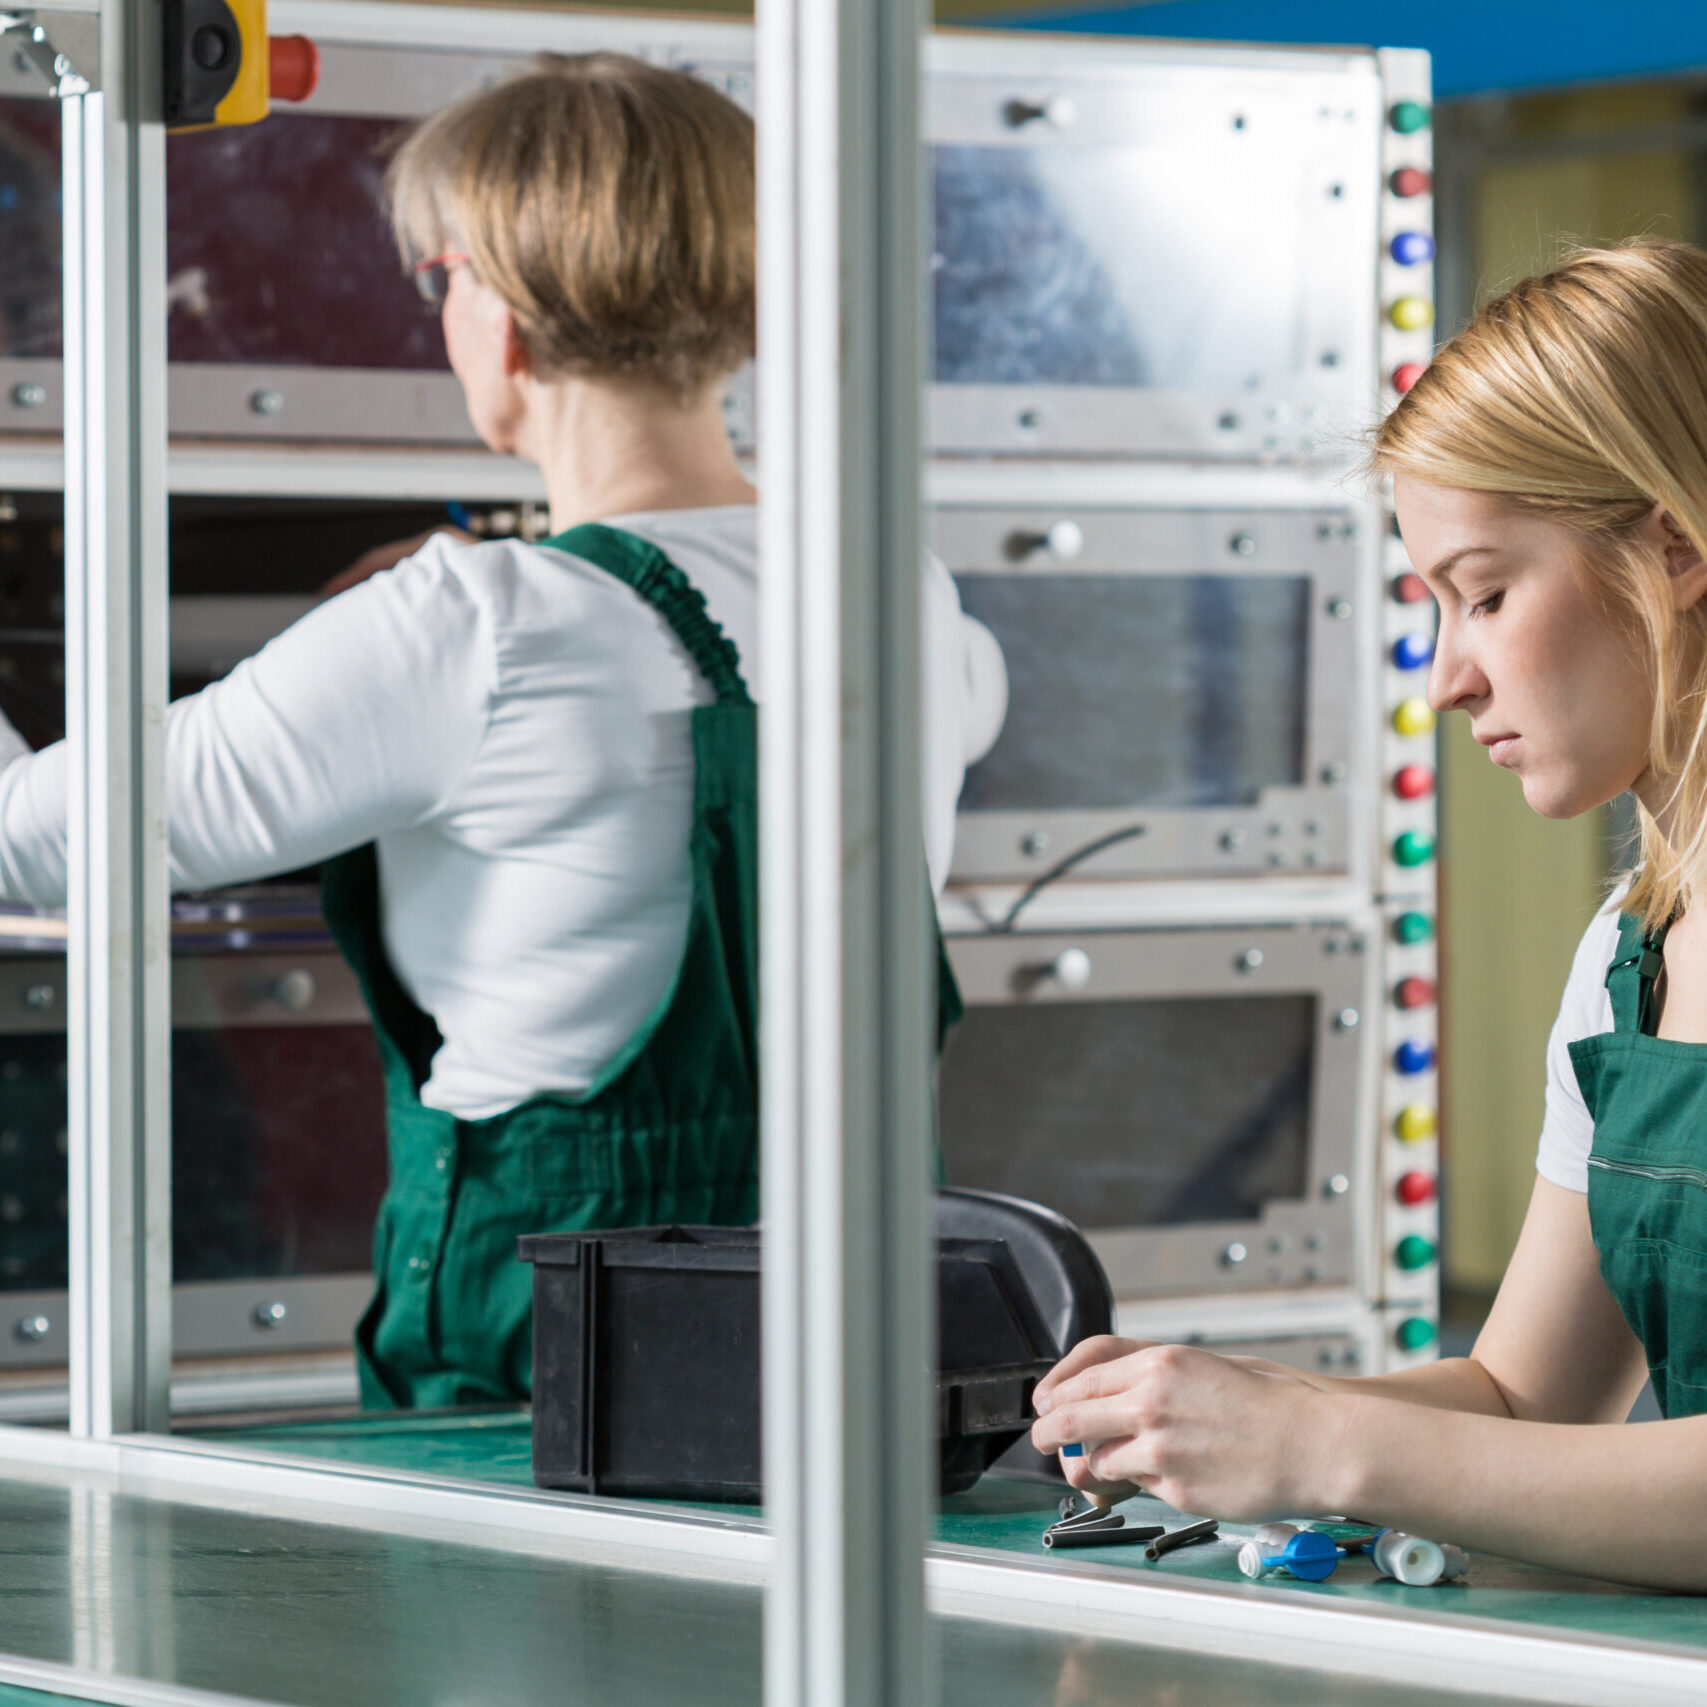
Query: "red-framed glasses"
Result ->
[[411, 252, 470, 306]]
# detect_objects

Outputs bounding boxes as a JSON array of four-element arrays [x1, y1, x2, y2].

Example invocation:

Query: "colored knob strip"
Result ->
[[1392, 829, 1435, 868], [1392, 632, 1434, 670], [1389, 295, 1434, 332], [1392, 361, 1427, 394], [1395, 1233, 1437, 1270], [1397, 1170, 1437, 1207], [1392, 571, 1429, 604], [1390, 99, 1432, 134], [1394, 1037, 1436, 1074], [1395, 1103, 1437, 1143], [1392, 698, 1436, 737], [1390, 231, 1435, 266], [1396, 1315, 1437, 1352], [1394, 975, 1436, 1010], [1393, 763, 1435, 801], [1389, 166, 1432, 198], [1393, 910, 1433, 945]]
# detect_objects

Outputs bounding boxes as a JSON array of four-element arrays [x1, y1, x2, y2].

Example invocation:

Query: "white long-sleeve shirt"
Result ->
[[0, 506, 1007, 1118]]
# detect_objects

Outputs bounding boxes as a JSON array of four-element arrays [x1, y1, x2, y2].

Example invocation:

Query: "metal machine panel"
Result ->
[[936, 500, 1365, 884], [939, 919, 1375, 1300], [925, 37, 1382, 464]]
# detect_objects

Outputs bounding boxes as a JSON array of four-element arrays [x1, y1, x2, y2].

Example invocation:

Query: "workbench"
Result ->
[[0, 1410, 1702, 1706]]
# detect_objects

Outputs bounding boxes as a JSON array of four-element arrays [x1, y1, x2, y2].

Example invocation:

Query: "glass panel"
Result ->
[[932, 143, 1311, 390], [938, 994, 1315, 1229], [0, 103, 440, 370], [954, 572, 1309, 811]]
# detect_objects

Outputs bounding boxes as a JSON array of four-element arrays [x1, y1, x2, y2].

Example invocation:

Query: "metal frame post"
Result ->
[[758, 0, 934, 1698], [62, 0, 172, 1438]]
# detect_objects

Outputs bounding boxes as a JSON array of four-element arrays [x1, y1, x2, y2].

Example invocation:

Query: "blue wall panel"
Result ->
[[1011, 1, 1707, 97]]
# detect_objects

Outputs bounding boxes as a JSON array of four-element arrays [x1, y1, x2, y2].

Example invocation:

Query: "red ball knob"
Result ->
[[1396, 1170, 1437, 1207], [1390, 166, 1433, 198], [1395, 975, 1437, 1010], [1393, 763, 1436, 801], [1392, 572, 1429, 604], [1392, 361, 1427, 394], [269, 35, 320, 103]]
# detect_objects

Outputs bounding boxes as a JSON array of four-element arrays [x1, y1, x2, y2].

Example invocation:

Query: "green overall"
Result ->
[[321, 524, 760, 1409], [1571, 912, 1707, 1419]]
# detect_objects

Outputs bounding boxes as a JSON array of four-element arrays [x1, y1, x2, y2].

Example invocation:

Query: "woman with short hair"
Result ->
[[1030, 237, 1707, 1591], [0, 54, 1007, 1407]]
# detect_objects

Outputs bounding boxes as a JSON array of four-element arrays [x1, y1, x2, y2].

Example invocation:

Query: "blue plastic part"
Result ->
[[1395, 1038, 1437, 1076], [1275, 1530, 1342, 1582], [446, 501, 473, 530], [1061, 1443, 1085, 1458], [1392, 631, 1435, 671], [1390, 231, 1437, 267]]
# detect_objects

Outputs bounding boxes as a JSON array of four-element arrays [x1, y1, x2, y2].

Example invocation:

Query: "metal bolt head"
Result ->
[[20, 983, 54, 1011], [1334, 1006, 1360, 1032], [1327, 597, 1354, 620], [1321, 761, 1349, 785], [267, 969, 316, 1014], [1324, 1173, 1351, 1197], [1050, 948, 1092, 991], [1229, 531, 1257, 556], [1021, 830, 1051, 858], [1222, 1241, 1249, 1267], [14, 1314, 49, 1344], [1236, 948, 1265, 972], [249, 389, 285, 417], [1016, 408, 1042, 430], [1218, 828, 1246, 852], [10, 383, 46, 409], [1043, 520, 1085, 562], [254, 1301, 288, 1329]]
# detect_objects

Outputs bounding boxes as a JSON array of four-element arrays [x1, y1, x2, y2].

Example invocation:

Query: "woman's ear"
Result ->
[[502, 310, 535, 381], [1643, 504, 1707, 612]]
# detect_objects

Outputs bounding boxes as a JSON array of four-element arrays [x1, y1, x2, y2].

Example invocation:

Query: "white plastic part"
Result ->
[[1372, 1529, 1447, 1586], [1438, 1544, 1469, 1581], [1043, 520, 1085, 561], [1253, 1522, 1301, 1551], [1050, 947, 1092, 990], [1236, 1540, 1266, 1579]]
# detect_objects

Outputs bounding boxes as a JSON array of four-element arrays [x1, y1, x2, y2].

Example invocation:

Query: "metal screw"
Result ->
[[1016, 408, 1042, 430], [1334, 1006, 1360, 1032], [1324, 1174, 1351, 1197], [266, 970, 316, 1014], [1021, 831, 1051, 857], [1222, 1242, 1249, 1267], [253, 1301, 287, 1329], [1229, 531, 1257, 556], [248, 389, 285, 417], [20, 984, 54, 1011], [1236, 948, 1264, 972], [1321, 762, 1348, 785], [1327, 597, 1354, 620], [1217, 411, 1240, 431], [1219, 828, 1246, 852], [14, 1315, 49, 1344], [1050, 948, 1092, 991], [10, 383, 46, 409]]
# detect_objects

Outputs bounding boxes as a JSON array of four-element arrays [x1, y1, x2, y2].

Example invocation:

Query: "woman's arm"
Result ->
[[0, 545, 493, 905], [1031, 1177, 1692, 1587]]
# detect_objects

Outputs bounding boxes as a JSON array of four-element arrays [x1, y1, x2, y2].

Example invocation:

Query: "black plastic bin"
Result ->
[[517, 1224, 1058, 1501]]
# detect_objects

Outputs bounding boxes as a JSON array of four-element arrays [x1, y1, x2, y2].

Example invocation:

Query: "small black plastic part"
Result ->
[[164, 0, 242, 126], [1043, 1523, 1165, 1551], [1144, 1518, 1220, 1561]]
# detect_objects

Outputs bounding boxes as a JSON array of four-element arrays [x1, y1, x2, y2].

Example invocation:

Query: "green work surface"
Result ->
[[187, 1409, 1707, 1653], [0, 1689, 83, 1706]]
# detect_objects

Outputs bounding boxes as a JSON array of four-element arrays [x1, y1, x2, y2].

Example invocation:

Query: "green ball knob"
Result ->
[[1394, 911, 1433, 945], [1395, 1315, 1437, 1352], [1393, 830, 1436, 868], [1395, 1234, 1437, 1271], [1390, 100, 1431, 135]]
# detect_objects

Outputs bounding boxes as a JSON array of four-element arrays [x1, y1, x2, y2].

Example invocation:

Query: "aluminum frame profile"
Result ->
[[59, 0, 171, 1438], [757, 0, 934, 1699]]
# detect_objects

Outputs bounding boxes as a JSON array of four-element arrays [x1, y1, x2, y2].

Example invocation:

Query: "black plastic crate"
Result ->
[[517, 1224, 1057, 1501]]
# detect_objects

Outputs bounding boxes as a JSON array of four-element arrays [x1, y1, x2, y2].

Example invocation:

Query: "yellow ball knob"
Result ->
[[1392, 698, 1436, 737], [1396, 1103, 1438, 1143], [1389, 296, 1435, 332]]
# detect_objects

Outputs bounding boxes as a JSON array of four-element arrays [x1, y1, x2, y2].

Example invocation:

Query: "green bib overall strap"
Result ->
[[1569, 910, 1707, 1418], [322, 523, 760, 1409]]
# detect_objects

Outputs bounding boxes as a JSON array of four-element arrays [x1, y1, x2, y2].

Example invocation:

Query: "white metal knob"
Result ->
[[1049, 948, 1092, 991], [1006, 520, 1084, 563], [14, 1314, 49, 1343], [253, 1301, 288, 1330], [267, 970, 316, 1014]]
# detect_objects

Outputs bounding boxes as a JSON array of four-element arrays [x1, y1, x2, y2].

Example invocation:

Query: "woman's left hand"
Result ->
[[1030, 1339, 1352, 1521]]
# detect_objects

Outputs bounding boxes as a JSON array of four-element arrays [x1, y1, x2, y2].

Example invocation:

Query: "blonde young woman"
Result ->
[[1030, 238, 1707, 1592], [0, 56, 1006, 1408]]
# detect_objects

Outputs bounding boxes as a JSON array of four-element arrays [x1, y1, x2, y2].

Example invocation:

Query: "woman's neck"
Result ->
[[516, 373, 755, 531]]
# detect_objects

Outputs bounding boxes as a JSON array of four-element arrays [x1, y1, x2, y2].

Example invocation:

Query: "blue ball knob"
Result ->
[[1394, 1038, 1436, 1076], [1391, 231, 1436, 267], [1392, 632, 1435, 670]]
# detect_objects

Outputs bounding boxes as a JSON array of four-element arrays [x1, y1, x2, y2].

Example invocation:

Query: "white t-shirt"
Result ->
[[1536, 895, 1626, 1193], [0, 505, 1007, 1119]]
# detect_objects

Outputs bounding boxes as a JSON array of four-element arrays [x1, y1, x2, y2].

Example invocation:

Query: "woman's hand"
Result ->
[[1030, 1335, 1352, 1520], [318, 527, 474, 599]]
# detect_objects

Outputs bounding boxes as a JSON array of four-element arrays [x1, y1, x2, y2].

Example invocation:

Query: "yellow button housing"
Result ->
[[1390, 296, 1435, 332], [1392, 698, 1436, 737], [1396, 1104, 1438, 1143]]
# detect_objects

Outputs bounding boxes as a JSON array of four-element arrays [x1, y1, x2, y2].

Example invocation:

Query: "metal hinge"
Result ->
[[0, 9, 91, 97]]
